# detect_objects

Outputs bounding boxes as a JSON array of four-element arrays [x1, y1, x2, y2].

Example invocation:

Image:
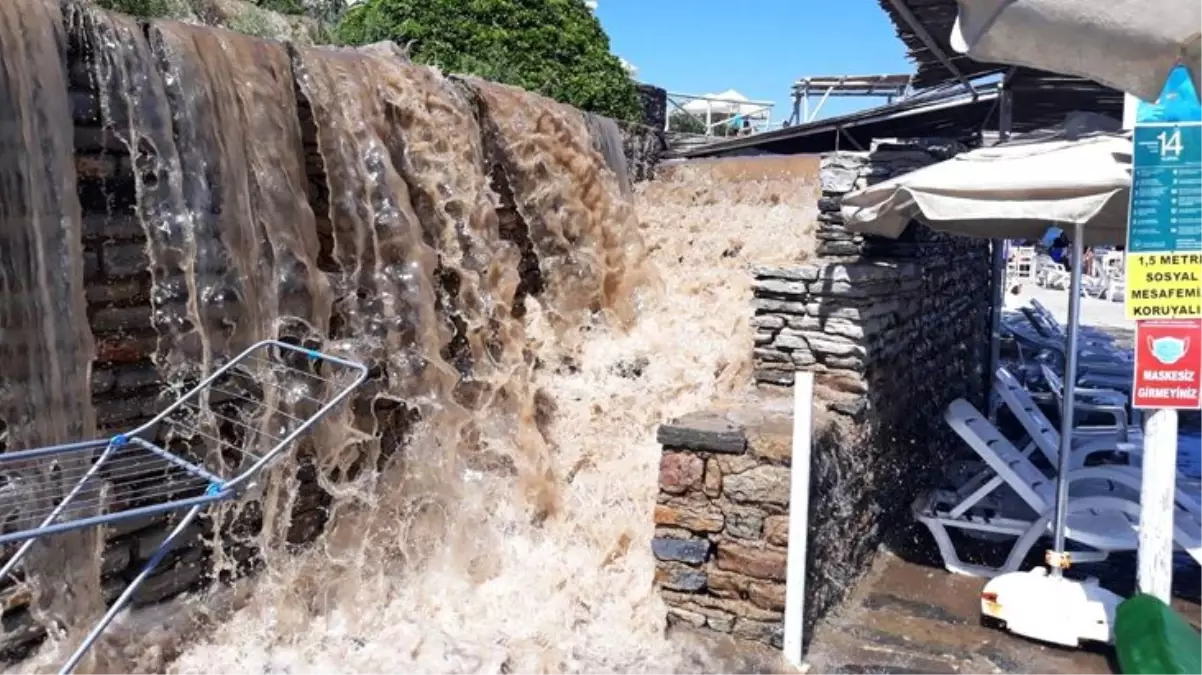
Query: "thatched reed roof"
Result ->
[[877, 0, 1122, 121]]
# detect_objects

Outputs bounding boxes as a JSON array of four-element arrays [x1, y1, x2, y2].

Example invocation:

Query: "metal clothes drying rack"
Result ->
[[0, 340, 368, 673]]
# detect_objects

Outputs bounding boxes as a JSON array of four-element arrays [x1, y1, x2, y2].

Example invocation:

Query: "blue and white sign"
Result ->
[[1124, 63, 1202, 321]]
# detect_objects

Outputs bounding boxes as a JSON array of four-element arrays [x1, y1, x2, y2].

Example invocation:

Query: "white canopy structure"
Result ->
[[840, 116, 1132, 245], [680, 89, 771, 120], [950, 0, 1202, 104]]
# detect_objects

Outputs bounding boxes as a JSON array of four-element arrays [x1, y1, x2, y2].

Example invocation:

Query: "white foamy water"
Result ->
[[15, 161, 816, 674], [165, 164, 817, 674]]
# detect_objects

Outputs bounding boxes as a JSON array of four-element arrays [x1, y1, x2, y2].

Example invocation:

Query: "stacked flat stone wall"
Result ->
[[650, 139, 993, 654], [652, 402, 793, 649]]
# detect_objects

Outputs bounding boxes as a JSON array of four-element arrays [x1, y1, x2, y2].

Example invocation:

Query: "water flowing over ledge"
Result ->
[[0, 0, 813, 671]]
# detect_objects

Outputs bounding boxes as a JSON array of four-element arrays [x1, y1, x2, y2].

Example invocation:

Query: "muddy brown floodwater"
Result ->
[[2, 1, 818, 671]]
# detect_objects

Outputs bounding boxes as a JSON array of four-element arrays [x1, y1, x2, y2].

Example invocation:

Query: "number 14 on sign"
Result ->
[[1157, 128, 1184, 157]]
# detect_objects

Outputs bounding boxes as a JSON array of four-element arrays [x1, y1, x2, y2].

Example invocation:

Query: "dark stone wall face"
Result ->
[[754, 142, 993, 642], [1, 25, 667, 660], [650, 139, 993, 653], [618, 120, 666, 184], [635, 83, 667, 131]]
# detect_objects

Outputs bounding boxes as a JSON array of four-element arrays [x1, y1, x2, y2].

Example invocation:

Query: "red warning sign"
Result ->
[[1133, 319, 1202, 409]]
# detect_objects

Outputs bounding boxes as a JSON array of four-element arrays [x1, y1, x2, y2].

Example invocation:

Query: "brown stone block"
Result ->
[[101, 240, 150, 278], [132, 558, 208, 606], [722, 503, 764, 539], [665, 606, 706, 629], [1, 582, 31, 612], [102, 541, 133, 577], [668, 599, 736, 627], [82, 213, 144, 240], [722, 465, 790, 506], [715, 539, 786, 581], [76, 154, 132, 181], [658, 451, 704, 494], [732, 617, 783, 647], [706, 568, 750, 599], [94, 333, 156, 362], [0, 606, 45, 653], [75, 127, 129, 154], [653, 501, 723, 533], [703, 458, 722, 497], [104, 511, 169, 538], [92, 366, 116, 394], [653, 525, 696, 540], [92, 305, 152, 333], [763, 515, 788, 545], [662, 589, 783, 623], [716, 453, 760, 475], [748, 581, 785, 611], [114, 362, 161, 390], [746, 415, 794, 464], [654, 561, 707, 592], [94, 394, 158, 425], [87, 279, 147, 305]]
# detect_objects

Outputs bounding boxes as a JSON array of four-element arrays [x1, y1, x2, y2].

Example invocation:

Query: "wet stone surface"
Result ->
[[801, 551, 1202, 675]]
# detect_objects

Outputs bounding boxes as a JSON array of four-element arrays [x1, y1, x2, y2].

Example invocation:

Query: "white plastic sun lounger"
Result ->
[[1020, 301, 1133, 373], [994, 367, 1202, 517], [1011, 307, 1126, 367], [996, 367, 1142, 465], [1042, 262, 1072, 291], [1039, 365, 1143, 442], [1029, 299, 1129, 352], [1029, 299, 1121, 348], [1005, 313, 1133, 394], [914, 399, 1202, 578]]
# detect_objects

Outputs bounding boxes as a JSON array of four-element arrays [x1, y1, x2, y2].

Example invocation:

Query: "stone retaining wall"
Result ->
[[619, 121, 666, 184], [1, 32, 240, 659], [1, 21, 664, 658], [652, 401, 794, 649], [650, 141, 993, 654]]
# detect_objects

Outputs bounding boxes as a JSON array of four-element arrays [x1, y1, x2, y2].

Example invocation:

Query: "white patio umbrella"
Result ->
[[950, 0, 1201, 104], [841, 117, 1132, 245]]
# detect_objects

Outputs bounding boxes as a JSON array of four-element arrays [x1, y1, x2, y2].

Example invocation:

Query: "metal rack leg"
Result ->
[[59, 505, 205, 675]]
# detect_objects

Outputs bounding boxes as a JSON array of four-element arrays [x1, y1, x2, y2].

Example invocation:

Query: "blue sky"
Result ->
[[593, 0, 913, 123]]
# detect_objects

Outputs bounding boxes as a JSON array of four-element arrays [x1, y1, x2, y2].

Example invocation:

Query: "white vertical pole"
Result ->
[[1123, 93, 1139, 129], [1137, 408, 1177, 602], [1122, 85, 1177, 603], [783, 371, 814, 668]]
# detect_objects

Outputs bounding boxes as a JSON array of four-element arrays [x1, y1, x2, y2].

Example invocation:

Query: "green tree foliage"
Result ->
[[336, 0, 641, 121]]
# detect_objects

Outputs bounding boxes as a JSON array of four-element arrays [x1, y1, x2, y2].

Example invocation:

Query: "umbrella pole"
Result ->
[[988, 240, 1006, 422], [1049, 222, 1086, 576]]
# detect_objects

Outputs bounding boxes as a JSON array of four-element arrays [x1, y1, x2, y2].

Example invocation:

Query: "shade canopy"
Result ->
[[840, 116, 1132, 245], [950, 0, 1202, 104], [680, 89, 770, 119]]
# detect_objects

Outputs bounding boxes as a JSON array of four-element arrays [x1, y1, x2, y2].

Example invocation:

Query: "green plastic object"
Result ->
[[1114, 593, 1202, 675]]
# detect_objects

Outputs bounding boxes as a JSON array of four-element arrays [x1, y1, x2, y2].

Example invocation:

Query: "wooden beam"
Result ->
[[885, 0, 978, 98]]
